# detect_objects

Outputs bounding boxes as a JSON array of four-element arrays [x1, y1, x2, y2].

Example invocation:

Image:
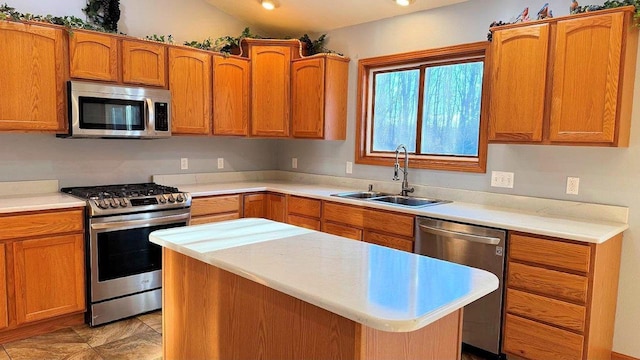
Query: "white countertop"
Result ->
[[0, 192, 86, 214], [0, 179, 627, 243], [149, 218, 499, 332], [178, 181, 628, 244]]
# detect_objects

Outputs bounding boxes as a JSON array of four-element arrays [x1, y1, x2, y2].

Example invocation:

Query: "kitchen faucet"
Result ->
[[393, 144, 414, 197]]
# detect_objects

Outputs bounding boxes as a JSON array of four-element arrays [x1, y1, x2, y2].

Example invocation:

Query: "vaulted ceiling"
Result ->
[[205, 0, 467, 36]]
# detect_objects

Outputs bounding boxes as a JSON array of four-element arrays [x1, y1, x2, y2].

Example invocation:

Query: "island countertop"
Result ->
[[150, 218, 499, 332]]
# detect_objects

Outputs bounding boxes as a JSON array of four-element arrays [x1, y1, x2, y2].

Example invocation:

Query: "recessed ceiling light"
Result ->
[[395, 0, 416, 6], [261, 0, 278, 10]]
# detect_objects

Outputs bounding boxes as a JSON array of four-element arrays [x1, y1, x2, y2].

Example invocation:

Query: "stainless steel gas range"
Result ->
[[61, 183, 191, 326]]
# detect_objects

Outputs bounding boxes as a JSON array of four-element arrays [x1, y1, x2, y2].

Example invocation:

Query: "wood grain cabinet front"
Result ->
[[503, 232, 623, 360], [287, 196, 321, 230], [291, 55, 349, 139], [245, 39, 300, 137], [0, 208, 85, 341], [122, 39, 167, 87], [0, 21, 66, 132], [488, 7, 638, 146], [191, 195, 241, 225], [168, 47, 212, 135], [213, 55, 250, 136], [69, 30, 119, 82]]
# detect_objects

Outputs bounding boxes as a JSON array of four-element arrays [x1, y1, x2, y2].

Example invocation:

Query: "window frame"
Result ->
[[355, 42, 491, 173]]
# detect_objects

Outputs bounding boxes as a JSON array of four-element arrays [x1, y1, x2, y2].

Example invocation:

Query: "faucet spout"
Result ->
[[393, 144, 414, 197]]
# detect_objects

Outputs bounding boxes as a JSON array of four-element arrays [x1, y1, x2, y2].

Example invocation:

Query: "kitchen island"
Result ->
[[150, 218, 498, 360]]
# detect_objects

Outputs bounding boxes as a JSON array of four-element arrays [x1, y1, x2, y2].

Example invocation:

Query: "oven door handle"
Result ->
[[90, 213, 190, 231]]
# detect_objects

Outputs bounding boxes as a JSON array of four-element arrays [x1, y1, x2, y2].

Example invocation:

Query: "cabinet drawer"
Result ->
[[190, 213, 240, 225], [0, 209, 84, 241], [510, 233, 591, 273], [323, 202, 364, 228], [506, 289, 586, 332], [503, 313, 584, 360], [287, 214, 320, 231], [364, 230, 413, 252], [191, 195, 240, 217], [364, 209, 414, 238], [322, 221, 362, 241], [508, 262, 588, 303], [288, 196, 321, 218]]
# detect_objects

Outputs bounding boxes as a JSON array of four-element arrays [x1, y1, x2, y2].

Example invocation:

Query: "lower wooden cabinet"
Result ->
[[191, 195, 241, 225], [0, 208, 86, 341], [0, 244, 7, 330], [503, 232, 622, 360], [322, 201, 415, 252], [287, 196, 321, 230], [13, 234, 85, 324]]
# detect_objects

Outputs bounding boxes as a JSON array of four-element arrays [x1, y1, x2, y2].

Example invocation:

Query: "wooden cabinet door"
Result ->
[[250, 45, 292, 137], [0, 22, 66, 131], [489, 24, 549, 142], [69, 31, 119, 81], [549, 12, 624, 143], [243, 194, 266, 218], [266, 194, 286, 222], [291, 56, 348, 140], [363, 230, 413, 252], [169, 48, 212, 134], [13, 234, 85, 325], [122, 40, 167, 87], [0, 243, 7, 330], [213, 56, 250, 135], [292, 57, 325, 138]]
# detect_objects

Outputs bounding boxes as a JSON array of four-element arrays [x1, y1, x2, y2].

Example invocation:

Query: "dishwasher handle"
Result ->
[[418, 224, 501, 245]]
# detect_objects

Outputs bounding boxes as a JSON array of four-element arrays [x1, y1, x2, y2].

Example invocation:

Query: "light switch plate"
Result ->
[[566, 177, 580, 195], [217, 158, 224, 169], [346, 161, 353, 174], [292, 158, 298, 169], [180, 158, 188, 170]]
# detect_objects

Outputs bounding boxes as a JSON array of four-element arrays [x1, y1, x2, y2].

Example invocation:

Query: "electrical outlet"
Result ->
[[292, 158, 298, 169], [491, 171, 514, 188], [217, 158, 224, 169], [566, 177, 580, 195], [180, 158, 188, 170], [346, 161, 353, 174]]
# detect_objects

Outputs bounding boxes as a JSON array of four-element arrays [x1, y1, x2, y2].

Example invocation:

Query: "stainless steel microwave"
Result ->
[[60, 81, 171, 139]]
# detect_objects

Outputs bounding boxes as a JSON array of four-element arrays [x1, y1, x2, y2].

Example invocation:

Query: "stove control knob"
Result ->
[[119, 199, 128, 207], [97, 200, 109, 209], [109, 199, 119, 208], [158, 195, 167, 204], [167, 194, 176, 203], [176, 194, 184, 203]]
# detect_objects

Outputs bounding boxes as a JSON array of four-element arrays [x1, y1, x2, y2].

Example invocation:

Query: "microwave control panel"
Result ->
[[155, 102, 169, 131]]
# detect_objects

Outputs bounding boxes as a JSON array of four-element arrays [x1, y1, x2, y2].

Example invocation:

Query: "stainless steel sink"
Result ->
[[330, 192, 450, 208], [331, 191, 391, 199], [370, 195, 450, 207]]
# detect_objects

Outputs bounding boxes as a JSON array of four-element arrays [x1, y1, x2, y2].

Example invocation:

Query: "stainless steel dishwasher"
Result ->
[[415, 216, 506, 358]]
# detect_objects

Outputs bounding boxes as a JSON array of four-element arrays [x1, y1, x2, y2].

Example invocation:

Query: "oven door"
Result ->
[[89, 209, 190, 302]]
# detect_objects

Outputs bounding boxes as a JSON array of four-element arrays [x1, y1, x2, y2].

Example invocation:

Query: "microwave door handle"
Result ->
[[144, 98, 154, 131], [418, 224, 501, 245]]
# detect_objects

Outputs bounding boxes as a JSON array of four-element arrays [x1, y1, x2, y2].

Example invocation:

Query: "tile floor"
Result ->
[[0, 311, 489, 360]]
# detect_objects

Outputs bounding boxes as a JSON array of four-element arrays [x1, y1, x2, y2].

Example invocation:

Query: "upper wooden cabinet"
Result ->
[[213, 55, 250, 136], [488, 7, 638, 146], [69, 30, 119, 82], [489, 24, 549, 142], [0, 21, 66, 132], [122, 39, 167, 87], [291, 55, 349, 140], [168, 47, 212, 135], [245, 39, 300, 137]]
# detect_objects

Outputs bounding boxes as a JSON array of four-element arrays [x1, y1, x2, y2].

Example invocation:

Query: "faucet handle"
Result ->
[[368, 184, 373, 192]]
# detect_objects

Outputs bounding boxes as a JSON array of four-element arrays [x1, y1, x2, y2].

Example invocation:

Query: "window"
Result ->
[[356, 42, 490, 173]]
